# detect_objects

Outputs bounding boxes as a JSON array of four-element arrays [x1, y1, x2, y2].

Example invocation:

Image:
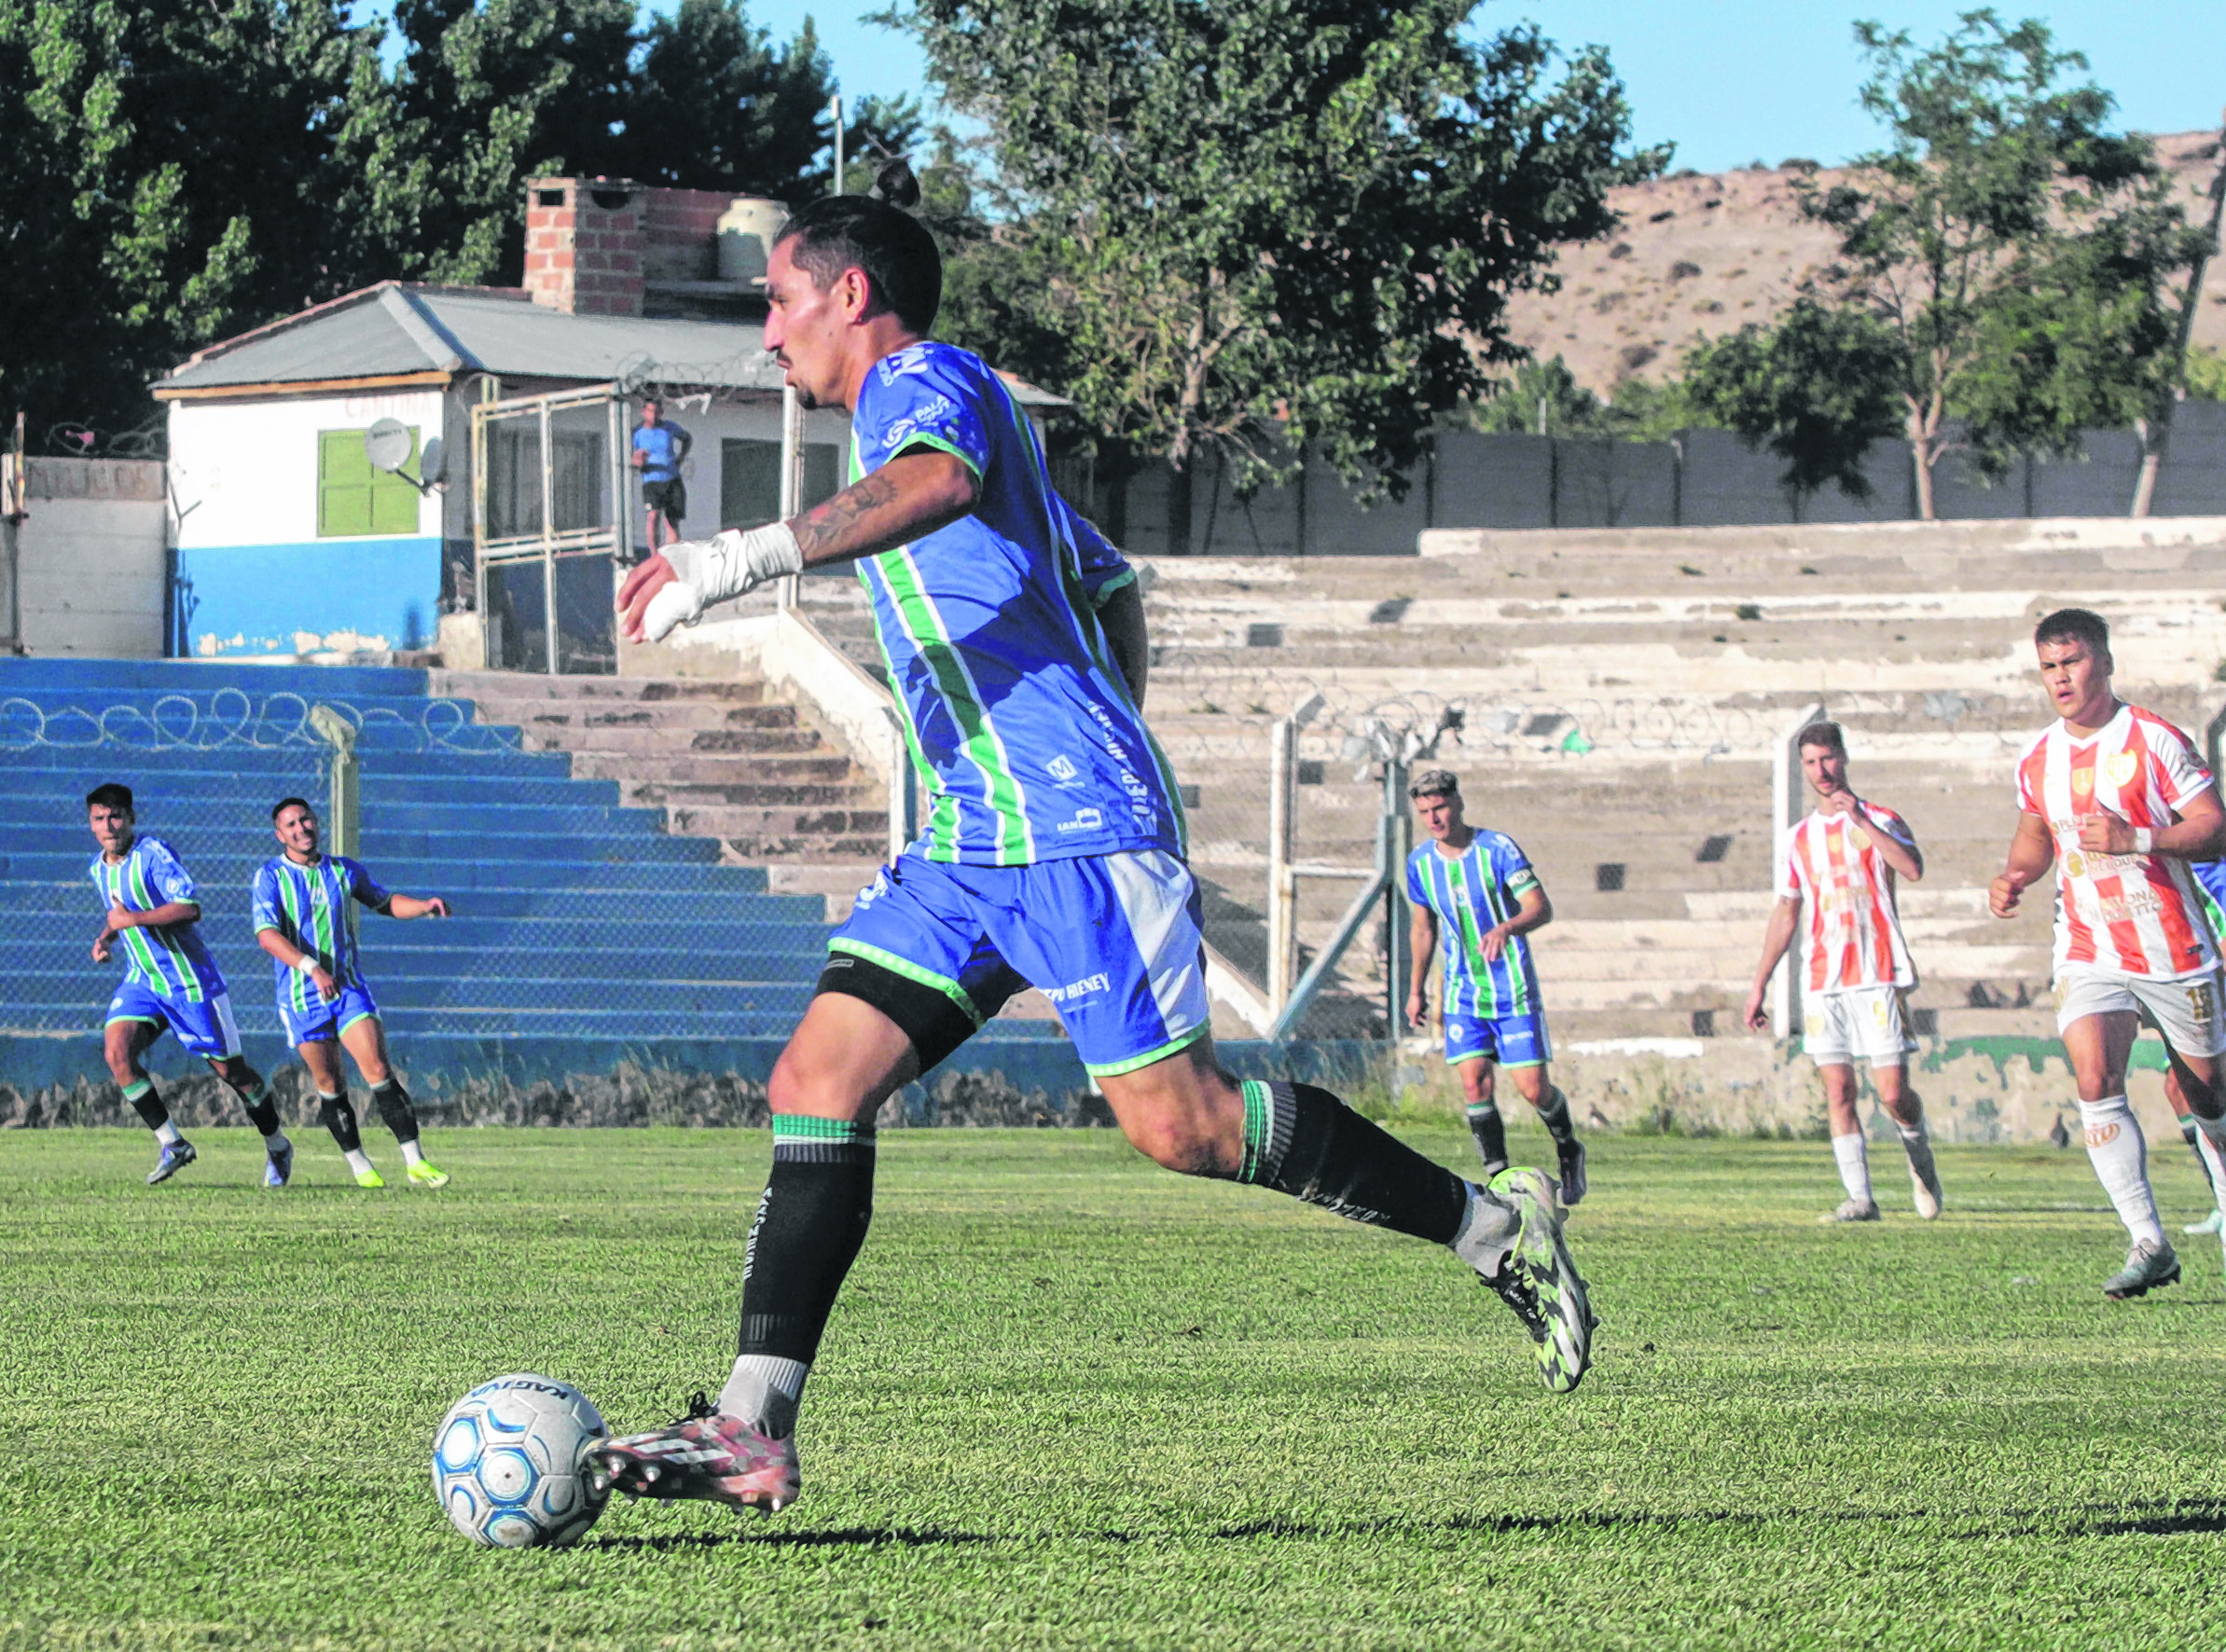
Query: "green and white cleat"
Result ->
[[1488, 1165, 1595, 1395], [2102, 1239, 2180, 1301], [2183, 1208, 2222, 1237], [353, 1163, 386, 1189], [406, 1160, 450, 1189]]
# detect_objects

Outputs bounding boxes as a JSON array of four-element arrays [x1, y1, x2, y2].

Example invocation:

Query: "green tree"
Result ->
[[1794, 10, 2203, 518], [1464, 356, 1704, 442], [1681, 300, 1905, 499], [888, 0, 1666, 551], [0, 0, 383, 434]]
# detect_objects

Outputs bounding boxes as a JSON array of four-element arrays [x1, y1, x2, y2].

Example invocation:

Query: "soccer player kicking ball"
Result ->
[[252, 797, 452, 1188], [1990, 609, 2226, 1300], [1741, 723, 1943, 1222], [588, 197, 1594, 1517], [1403, 769, 1585, 1199], [85, 783, 294, 1187]]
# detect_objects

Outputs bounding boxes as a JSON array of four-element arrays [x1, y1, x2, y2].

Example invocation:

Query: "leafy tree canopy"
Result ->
[[888, 0, 1666, 547]]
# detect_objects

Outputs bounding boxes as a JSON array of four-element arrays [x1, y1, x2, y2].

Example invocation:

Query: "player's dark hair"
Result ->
[[777, 195, 941, 334], [85, 782, 132, 815], [1795, 721, 1846, 755], [2035, 607, 2110, 663], [1406, 768, 1460, 799], [641, 395, 660, 411], [271, 796, 313, 822]]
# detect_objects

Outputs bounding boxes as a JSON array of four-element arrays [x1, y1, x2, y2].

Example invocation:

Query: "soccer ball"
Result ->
[[432, 1372, 610, 1548]]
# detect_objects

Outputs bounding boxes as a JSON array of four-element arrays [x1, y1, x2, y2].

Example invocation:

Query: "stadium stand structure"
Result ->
[[0, 657, 1078, 1107], [752, 527, 2226, 1052]]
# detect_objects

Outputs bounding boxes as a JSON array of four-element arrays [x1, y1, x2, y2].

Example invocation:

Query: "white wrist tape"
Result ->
[[640, 523, 804, 642], [2134, 827, 2154, 855], [292, 956, 321, 976]]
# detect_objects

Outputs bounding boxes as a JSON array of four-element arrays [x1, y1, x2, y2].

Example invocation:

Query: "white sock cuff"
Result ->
[[2078, 1094, 2132, 1124]]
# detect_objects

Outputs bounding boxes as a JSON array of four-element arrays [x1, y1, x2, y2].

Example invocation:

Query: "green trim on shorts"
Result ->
[[1087, 567, 1138, 606], [1084, 1025, 1210, 1079], [825, 939, 984, 1027], [337, 1009, 380, 1035], [1444, 1053, 1547, 1069], [104, 1014, 161, 1027]]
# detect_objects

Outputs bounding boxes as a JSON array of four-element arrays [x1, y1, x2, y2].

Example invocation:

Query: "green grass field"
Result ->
[[6, 1122, 2226, 1650]]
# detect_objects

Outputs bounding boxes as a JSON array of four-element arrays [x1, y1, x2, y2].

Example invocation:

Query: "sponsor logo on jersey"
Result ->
[[1045, 754, 1080, 783], [878, 345, 933, 382], [881, 394, 957, 451], [1055, 806, 1103, 833], [1042, 971, 1112, 1004], [2065, 851, 2086, 878]]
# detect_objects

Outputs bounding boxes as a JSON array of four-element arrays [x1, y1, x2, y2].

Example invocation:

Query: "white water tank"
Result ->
[[717, 199, 791, 285]]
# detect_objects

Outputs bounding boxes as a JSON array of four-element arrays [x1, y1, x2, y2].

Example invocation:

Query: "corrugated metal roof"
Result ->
[[155, 282, 1066, 406]]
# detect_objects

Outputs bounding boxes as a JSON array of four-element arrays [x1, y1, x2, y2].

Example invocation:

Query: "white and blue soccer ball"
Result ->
[[432, 1372, 610, 1548]]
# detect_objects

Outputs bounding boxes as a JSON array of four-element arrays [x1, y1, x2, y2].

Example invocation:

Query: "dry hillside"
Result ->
[[1503, 129, 2226, 398]]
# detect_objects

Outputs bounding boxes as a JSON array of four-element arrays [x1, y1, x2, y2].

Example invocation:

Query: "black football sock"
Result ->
[[2179, 1114, 2220, 1196], [1232, 1080, 1470, 1244], [370, 1079, 421, 1145], [1535, 1086, 1578, 1147], [1464, 1101, 1509, 1173], [232, 1076, 286, 1144], [319, 1090, 364, 1153], [120, 1077, 170, 1134], [724, 1118, 877, 1435]]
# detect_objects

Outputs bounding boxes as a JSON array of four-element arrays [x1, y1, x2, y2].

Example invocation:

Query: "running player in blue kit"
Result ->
[[252, 797, 453, 1189], [1403, 769, 1586, 1200], [84, 782, 295, 1187], [589, 196, 1596, 1515]]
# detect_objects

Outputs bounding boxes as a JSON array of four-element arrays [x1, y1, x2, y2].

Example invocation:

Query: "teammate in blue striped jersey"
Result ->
[[592, 194, 1593, 1516], [252, 797, 452, 1189], [2172, 858, 2226, 1236], [1403, 770, 1586, 1202], [85, 782, 294, 1188]]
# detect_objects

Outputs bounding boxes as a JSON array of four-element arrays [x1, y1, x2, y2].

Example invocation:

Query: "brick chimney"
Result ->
[[523, 176, 646, 316]]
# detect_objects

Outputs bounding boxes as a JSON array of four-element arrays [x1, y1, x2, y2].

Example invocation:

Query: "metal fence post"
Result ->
[[310, 705, 360, 858], [1382, 757, 1410, 1042], [1768, 700, 1825, 1039]]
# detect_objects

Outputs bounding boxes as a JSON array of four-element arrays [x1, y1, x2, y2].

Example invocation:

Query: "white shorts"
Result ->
[[1802, 984, 1915, 1068], [2055, 965, 2226, 1058]]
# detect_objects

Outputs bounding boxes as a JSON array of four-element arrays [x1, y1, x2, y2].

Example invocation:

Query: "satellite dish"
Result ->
[[364, 419, 414, 474], [421, 436, 446, 486]]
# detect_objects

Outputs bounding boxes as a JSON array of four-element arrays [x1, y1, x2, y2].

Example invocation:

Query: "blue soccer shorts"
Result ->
[[106, 983, 242, 1062], [280, 983, 381, 1046], [1445, 1006, 1553, 1069], [827, 847, 1212, 1077]]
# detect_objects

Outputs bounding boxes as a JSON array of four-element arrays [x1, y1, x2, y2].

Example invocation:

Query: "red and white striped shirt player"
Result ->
[[1781, 802, 1918, 995], [1991, 607, 2226, 1303], [2014, 705, 2219, 981]]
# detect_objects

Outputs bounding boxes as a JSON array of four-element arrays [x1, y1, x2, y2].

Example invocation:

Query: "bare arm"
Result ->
[[1862, 812, 1924, 883], [1096, 579, 1150, 709], [2078, 791, 2226, 861], [1406, 904, 1438, 1027], [108, 900, 199, 932], [384, 894, 449, 920], [1742, 895, 1802, 1032], [1990, 814, 2057, 918], [256, 927, 338, 1000]]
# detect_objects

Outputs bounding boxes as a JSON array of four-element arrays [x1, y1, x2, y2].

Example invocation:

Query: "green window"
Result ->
[[318, 428, 422, 537]]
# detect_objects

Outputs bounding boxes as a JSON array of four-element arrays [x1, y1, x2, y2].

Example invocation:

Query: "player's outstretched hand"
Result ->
[[616, 553, 680, 643], [1989, 869, 2027, 918], [424, 896, 450, 918], [90, 931, 112, 964]]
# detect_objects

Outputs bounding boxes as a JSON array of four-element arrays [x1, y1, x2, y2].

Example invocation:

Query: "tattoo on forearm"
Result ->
[[793, 471, 903, 561]]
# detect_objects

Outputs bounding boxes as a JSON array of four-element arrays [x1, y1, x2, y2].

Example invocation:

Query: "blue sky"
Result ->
[[736, 0, 2222, 174]]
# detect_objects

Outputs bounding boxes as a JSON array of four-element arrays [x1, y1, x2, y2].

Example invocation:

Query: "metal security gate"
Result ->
[[472, 385, 632, 674]]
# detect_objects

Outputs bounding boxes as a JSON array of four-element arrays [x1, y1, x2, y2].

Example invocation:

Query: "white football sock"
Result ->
[[720, 1355, 809, 1437], [1831, 1132, 1873, 1203], [399, 1139, 426, 1167], [343, 1149, 375, 1177], [2077, 1095, 2164, 1247], [153, 1120, 182, 1147], [1449, 1182, 1523, 1278]]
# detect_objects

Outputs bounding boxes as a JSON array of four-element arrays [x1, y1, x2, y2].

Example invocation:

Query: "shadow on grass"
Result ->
[[584, 1526, 1000, 1553], [2084, 1499, 2226, 1536]]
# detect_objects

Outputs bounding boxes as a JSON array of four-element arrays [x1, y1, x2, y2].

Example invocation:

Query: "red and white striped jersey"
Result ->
[[1780, 802, 1918, 993], [2015, 703, 2219, 980]]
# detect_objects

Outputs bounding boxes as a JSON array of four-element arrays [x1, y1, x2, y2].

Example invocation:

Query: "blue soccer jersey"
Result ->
[[848, 341, 1182, 866], [2192, 859, 2226, 942], [90, 837, 227, 1002], [251, 854, 391, 1012], [1406, 832, 1544, 1021]]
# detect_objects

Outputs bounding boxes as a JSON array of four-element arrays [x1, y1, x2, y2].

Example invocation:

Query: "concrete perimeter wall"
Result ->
[[7, 458, 166, 656]]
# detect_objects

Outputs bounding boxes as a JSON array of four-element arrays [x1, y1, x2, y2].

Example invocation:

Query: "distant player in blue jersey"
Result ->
[[629, 396, 693, 554], [1403, 769, 1585, 1202], [2171, 857, 2226, 1237], [590, 193, 1594, 1515], [252, 797, 452, 1190], [85, 782, 294, 1188]]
